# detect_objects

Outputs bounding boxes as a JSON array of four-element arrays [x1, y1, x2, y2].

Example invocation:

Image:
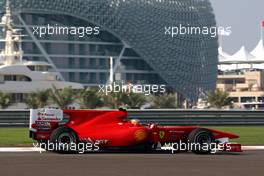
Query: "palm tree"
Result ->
[[79, 88, 103, 109], [25, 92, 39, 109], [36, 89, 51, 108], [0, 91, 11, 109], [206, 89, 232, 109], [50, 85, 77, 109], [150, 93, 177, 109], [126, 92, 146, 109], [25, 89, 51, 109], [102, 91, 129, 109]]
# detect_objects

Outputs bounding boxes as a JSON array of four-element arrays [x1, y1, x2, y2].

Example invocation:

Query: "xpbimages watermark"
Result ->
[[33, 140, 101, 154], [165, 24, 232, 38], [98, 82, 166, 95], [161, 141, 232, 154], [32, 24, 100, 38]]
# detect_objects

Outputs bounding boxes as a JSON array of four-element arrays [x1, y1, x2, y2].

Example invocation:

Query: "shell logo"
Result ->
[[134, 129, 147, 141]]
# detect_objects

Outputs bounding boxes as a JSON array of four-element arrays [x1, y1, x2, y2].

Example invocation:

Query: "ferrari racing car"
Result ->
[[29, 108, 242, 154]]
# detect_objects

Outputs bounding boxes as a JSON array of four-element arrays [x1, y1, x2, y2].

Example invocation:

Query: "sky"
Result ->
[[210, 0, 264, 54]]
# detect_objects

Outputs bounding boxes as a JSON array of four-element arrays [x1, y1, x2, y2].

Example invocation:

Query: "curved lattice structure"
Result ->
[[1, 0, 218, 101]]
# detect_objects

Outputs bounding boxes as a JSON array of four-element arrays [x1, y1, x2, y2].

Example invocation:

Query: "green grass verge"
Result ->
[[0, 126, 263, 146], [207, 126, 264, 145], [0, 128, 34, 147]]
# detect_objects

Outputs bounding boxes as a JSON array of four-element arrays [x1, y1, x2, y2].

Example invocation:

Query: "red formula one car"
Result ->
[[29, 108, 242, 154]]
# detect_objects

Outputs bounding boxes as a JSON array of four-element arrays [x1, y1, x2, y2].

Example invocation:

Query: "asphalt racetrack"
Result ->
[[0, 151, 263, 176]]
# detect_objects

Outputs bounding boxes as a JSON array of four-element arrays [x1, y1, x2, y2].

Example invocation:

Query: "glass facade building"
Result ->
[[0, 0, 218, 101]]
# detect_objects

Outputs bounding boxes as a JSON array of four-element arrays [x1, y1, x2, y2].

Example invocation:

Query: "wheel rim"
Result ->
[[58, 132, 74, 144], [196, 133, 212, 145]]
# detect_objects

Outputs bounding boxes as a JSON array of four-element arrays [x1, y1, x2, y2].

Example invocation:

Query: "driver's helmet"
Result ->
[[130, 119, 140, 125]]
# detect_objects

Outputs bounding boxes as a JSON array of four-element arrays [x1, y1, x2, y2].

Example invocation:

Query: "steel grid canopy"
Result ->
[[2, 0, 218, 101]]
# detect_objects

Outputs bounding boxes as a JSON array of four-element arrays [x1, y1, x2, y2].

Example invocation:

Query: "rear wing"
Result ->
[[29, 108, 63, 130]]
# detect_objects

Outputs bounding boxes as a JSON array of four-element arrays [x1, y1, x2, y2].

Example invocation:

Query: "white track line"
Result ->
[[0, 146, 263, 152], [242, 146, 264, 150], [0, 147, 45, 152]]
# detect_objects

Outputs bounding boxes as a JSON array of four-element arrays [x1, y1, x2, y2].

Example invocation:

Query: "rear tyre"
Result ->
[[188, 128, 214, 154], [50, 126, 78, 153]]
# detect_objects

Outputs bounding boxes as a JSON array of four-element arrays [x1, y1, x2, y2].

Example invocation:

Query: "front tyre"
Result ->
[[50, 126, 78, 153], [188, 128, 214, 154]]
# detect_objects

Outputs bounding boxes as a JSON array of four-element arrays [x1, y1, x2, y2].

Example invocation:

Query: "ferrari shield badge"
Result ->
[[159, 131, 165, 139]]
